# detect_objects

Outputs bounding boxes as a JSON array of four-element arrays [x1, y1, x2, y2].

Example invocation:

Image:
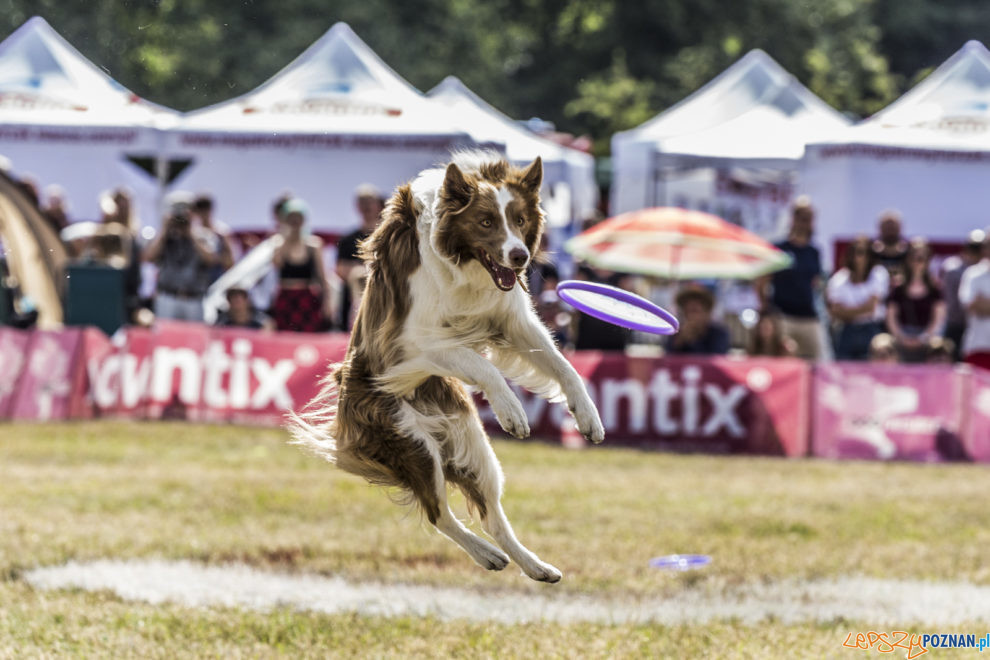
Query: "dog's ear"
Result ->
[[441, 162, 473, 214], [520, 156, 543, 193]]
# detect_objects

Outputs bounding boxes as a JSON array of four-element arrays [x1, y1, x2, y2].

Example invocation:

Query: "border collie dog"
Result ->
[[290, 152, 604, 582]]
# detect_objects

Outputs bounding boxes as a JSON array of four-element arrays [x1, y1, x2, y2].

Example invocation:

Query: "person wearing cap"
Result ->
[[215, 286, 274, 330], [958, 233, 990, 370], [271, 197, 333, 332], [336, 184, 384, 329], [868, 333, 899, 364], [666, 285, 730, 355], [143, 193, 221, 322], [941, 229, 985, 360]]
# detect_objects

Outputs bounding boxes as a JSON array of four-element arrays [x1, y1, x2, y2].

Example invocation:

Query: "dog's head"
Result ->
[[433, 156, 544, 291]]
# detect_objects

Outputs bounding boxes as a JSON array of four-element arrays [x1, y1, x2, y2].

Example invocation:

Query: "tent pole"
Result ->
[[153, 128, 168, 227]]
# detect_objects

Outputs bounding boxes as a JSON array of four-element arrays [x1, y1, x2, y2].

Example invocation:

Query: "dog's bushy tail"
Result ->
[[286, 365, 342, 463]]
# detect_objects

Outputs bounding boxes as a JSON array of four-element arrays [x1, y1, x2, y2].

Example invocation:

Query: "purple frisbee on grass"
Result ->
[[556, 280, 679, 335], [649, 554, 711, 570]]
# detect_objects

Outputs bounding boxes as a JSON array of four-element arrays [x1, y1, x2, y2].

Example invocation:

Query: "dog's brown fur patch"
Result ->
[[300, 157, 542, 525], [434, 158, 545, 278], [327, 184, 445, 518]]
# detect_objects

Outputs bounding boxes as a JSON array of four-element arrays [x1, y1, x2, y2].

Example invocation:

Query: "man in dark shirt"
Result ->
[[336, 184, 383, 330], [666, 285, 730, 355], [763, 197, 824, 360], [872, 209, 909, 286]]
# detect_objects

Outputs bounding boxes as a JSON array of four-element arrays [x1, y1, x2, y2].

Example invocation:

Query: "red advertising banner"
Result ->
[[9, 322, 990, 463], [478, 354, 811, 456], [84, 321, 350, 426], [10, 327, 88, 421], [0, 326, 31, 417], [963, 367, 990, 462], [812, 363, 967, 462]]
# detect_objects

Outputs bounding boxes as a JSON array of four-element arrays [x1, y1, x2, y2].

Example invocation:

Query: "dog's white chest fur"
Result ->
[[290, 151, 604, 584]]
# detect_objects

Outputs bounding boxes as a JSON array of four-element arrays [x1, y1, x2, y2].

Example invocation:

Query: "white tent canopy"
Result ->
[[167, 23, 485, 234], [0, 16, 178, 227], [611, 50, 849, 234], [427, 76, 598, 225], [802, 40, 990, 267]]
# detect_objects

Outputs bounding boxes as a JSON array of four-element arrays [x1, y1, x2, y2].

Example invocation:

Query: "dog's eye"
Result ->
[[516, 216, 525, 226], [481, 217, 492, 227]]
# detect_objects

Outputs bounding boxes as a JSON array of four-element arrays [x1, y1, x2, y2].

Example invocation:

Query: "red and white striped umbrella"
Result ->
[[565, 207, 792, 280]]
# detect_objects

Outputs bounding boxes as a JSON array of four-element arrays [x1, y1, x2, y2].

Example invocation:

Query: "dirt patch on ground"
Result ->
[[23, 559, 990, 625]]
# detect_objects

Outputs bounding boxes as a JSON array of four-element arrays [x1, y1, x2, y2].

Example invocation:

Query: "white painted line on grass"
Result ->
[[23, 559, 990, 625]]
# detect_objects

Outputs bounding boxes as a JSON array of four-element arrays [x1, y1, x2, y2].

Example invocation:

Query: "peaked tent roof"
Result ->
[[179, 23, 476, 140], [810, 40, 990, 152], [614, 49, 850, 162], [0, 16, 177, 128], [427, 76, 597, 219], [428, 76, 585, 166]]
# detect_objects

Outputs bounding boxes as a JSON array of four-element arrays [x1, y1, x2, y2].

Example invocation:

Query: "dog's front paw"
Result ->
[[491, 392, 530, 439], [571, 398, 605, 444]]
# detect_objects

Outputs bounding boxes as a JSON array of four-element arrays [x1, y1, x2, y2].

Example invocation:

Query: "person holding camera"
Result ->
[[143, 194, 222, 322]]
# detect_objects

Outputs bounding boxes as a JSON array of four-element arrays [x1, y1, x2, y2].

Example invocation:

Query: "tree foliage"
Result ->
[[1, 0, 989, 153]]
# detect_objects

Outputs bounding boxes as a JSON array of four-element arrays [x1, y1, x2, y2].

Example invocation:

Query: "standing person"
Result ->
[[958, 234, 990, 370], [825, 236, 889, 361], [40, 184, 69, 232], [143, 195, 220, 322], [871, 210, 909, 286], [886, 239, 945, 363], [763, 197, 825, 360], [190, 194, 235, 279], [941, 230, 985, 361], [248, 194, 291, 314], [336, 184, 383, 329], [105, 187, 145, 322], [271, 198, 333, 332]]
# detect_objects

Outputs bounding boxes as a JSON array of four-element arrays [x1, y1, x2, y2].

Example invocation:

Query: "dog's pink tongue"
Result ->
[[495, 263, 516, 290]]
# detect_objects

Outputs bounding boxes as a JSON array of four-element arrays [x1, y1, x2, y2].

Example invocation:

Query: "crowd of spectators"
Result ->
[[3, 170, 990, 373], [525, 197, 990, 370]]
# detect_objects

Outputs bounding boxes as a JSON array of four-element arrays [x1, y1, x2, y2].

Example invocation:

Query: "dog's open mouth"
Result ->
[[478, 250, 517, 291]]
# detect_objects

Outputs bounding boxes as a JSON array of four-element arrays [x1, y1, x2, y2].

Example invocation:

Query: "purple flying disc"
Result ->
[[649, 554, 711, 570], [556, 280, 679, 335]]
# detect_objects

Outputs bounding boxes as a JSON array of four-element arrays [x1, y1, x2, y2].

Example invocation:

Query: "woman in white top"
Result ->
[[826, 236, 891, 360]]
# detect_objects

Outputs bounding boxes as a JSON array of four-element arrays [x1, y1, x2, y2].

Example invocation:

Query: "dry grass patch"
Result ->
[[1, 421, 987, 656]]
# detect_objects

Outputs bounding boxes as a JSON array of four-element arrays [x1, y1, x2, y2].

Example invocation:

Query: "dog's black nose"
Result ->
[[509, 247, 529, 268]]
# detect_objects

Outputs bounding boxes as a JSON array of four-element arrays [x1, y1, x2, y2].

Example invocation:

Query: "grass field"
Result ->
[[1, 421, 988, 658]]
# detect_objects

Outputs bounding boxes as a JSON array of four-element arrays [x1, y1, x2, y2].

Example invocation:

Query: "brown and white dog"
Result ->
[[289, 152, 604, 582]]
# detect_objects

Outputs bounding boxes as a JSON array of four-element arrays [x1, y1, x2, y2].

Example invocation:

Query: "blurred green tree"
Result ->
[[0, 0, 987, 152]]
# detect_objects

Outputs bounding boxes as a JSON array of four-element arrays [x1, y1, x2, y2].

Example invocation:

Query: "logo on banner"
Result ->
[[819, 376, 928, 459], [27, 335, 73, 420], [88, 338, 310, 411], [0, 332, 26, 403], [595, 366, 749, 437], [488, 365, 753, 439]]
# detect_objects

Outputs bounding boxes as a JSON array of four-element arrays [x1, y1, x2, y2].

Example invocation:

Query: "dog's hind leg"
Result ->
[[430, 480, 511, 572], [391, 415, 510, 572], [448, 415, 562, 583]]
